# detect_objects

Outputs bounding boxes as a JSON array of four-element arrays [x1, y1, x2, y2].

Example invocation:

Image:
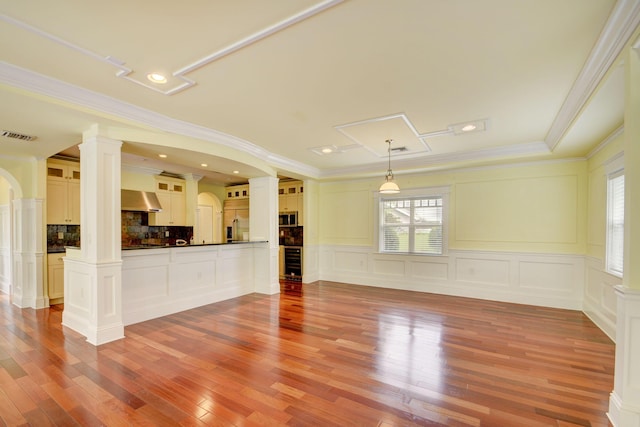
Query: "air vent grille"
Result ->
[[390, 146, 408, 153], [1, 130, 37, 141]]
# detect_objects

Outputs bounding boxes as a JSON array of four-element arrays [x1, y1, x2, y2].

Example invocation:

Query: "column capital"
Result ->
[[81, 124, 124, 148]]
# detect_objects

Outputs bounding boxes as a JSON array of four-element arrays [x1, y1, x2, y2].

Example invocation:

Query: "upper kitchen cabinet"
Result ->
[[279, 181, 303, 226], [47, 159, 81, 225], [226, 184, 249, 199], [149, 176, 186, 226]]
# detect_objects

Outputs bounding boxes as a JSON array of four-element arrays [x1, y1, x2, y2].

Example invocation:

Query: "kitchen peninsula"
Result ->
[[63, 240, 269, 331]]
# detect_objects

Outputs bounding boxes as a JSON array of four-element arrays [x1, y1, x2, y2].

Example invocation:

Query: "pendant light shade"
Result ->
[[379, 179, 400, 194], [379, 139, 400, 194]]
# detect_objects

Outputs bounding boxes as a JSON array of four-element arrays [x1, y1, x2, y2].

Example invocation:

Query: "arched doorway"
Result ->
[[196, 192, 222, 244]]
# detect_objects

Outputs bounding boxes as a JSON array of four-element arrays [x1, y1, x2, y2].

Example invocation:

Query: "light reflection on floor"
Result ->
[[375, 312, 444, 393]]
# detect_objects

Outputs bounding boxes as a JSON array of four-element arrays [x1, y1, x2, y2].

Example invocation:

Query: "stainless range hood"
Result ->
[[121, 189, 163, 212]]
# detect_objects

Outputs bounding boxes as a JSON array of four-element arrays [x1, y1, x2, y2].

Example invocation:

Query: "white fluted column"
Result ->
[[62, 125, 124, 345], [608, 37, 640, 427], [11, 198, 46, 308], [249, 176, 280, 294]]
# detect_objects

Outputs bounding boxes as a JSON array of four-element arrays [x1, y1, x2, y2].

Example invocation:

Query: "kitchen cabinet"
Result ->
[[47, 160, 80, 224], [150, 177, 186, 226], [279, 193, 299, 212], [226, 184, 249, 199], [278, 181, 303, 226], [47, 253, 65, 302]]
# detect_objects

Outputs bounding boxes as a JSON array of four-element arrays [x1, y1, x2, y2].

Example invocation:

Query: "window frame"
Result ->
[[605, 165, 624, 278], [375, 186, 450, 256]]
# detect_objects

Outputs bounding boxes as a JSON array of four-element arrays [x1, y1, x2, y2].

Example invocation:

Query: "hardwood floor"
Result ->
[[0, 281, 614, 426]]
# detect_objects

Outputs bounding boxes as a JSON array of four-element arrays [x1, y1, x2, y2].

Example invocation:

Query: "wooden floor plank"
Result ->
[[0, 280, 614, 426]]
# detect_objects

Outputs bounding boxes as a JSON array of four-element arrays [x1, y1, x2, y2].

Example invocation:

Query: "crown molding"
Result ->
[[318, 140, 551, 179], [545, 0, 640, 151], [265, 152, 321, 179], [586, 125, 624, 159], [0, 61, 315, 171]]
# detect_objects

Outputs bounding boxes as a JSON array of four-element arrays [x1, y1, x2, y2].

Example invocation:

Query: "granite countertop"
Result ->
[[50, 241, 266, 253], [122, 241, 265, 250], [47, 247, 68, 253]]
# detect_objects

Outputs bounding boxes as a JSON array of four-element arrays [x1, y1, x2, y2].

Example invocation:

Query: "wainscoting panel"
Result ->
[[0, 205, 9, 295], [518, 260, 577, 293], [455, 256, 510, 287], [409, 258, 448, 281], [334, 250, 368, 273], [121, 244, 260, 326], [0, 248, 9, 295], [125, 264, 170, 301], [373, 258, 406, 276], [318, 246, 585, 310], [583, 256, 619, 340], [302, 244, 320, 283]]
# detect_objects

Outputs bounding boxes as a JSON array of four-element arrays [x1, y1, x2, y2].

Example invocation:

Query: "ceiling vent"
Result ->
[[1, 130, 37, 141], [390, 146, 408, 153]]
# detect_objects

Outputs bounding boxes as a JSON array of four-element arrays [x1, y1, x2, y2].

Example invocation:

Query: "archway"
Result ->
[[196, 192, 223, 244]]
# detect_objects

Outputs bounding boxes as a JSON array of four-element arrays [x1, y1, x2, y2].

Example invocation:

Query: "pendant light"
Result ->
[[379, 139, 400, 194]]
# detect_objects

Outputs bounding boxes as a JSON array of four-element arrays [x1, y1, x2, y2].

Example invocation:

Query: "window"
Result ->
[[379, 188, 448, 255], [606, 170, 624, 276]]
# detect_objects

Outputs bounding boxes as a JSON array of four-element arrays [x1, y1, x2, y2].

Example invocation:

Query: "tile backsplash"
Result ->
[[46, 212, 194, 252], [279, 226, 303, 246], [121, 211, 193, 246], [47, 224, 80, 252]]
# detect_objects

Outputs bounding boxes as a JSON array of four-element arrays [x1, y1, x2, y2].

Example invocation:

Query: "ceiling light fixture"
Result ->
[[158, 154, 167, 158], [379, 139, 400, 194], [147, 73, 167, 84], [233, 170, 239, 174], [201, 163, 208, 167], [461, 124, 477, 132]]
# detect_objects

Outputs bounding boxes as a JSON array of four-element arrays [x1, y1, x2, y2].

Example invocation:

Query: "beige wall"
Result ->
[[319, 159, 588, 255], [198, 182, 227, 203], [0, 177, 10, 204], [0, 157, 45, 199]]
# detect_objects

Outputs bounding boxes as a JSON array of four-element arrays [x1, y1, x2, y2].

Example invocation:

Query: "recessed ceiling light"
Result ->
[[233, 170, 239, 174], [158, 154, 167, 158], [448, 119, 489, 135], [201, 163, 208, 167], [310, 145, 343, 155], [147, 73, 167, 84]]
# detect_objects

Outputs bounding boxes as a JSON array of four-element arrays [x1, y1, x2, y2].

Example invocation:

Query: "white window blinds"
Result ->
[[380, 197, 443, 254], [606, 172, 624, 276]]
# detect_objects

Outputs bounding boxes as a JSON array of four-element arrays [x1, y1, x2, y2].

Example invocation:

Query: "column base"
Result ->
[[609, 391, 640, 427], [86, 323, 125, 346], [608, 285, 640, 427]]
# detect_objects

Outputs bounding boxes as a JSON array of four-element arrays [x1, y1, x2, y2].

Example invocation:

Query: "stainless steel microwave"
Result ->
[[279, 211, 298, 227]]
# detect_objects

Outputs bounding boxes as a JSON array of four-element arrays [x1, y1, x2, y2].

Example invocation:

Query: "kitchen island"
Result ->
[[64, 241, 271, 330]]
